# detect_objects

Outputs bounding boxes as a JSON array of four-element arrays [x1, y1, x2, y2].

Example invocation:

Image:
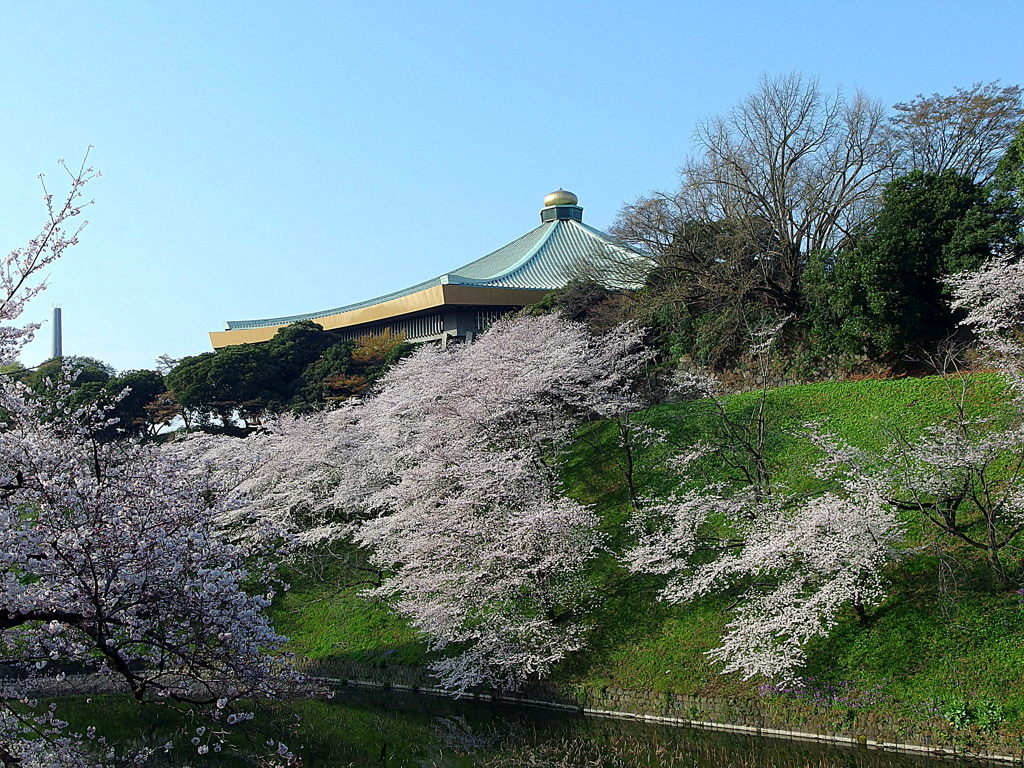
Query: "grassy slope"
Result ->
[[271, 374, 1024, 734]]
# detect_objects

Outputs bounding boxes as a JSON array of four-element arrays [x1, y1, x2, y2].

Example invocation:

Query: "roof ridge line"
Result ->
[[571, 219, 649, 257], [447, 220, 560, 286]]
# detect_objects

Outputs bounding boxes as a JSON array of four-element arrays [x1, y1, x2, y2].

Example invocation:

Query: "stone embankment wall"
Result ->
[[295, 658, 1022, 764], [671, 353, 884, 396]]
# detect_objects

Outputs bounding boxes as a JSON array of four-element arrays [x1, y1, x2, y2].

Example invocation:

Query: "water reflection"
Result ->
[[283, 687, 980, 768], [63, 686, 990, 767]]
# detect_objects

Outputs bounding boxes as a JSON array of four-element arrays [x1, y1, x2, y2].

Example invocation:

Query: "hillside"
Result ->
[[271, 373, 1024, 736]]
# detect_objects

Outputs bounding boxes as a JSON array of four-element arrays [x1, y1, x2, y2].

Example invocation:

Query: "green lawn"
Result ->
[[273, 569, 425, 666], [270, 373, 1024, 738]]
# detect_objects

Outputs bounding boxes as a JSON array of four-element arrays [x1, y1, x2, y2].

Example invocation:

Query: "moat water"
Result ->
[[61, 687, 991, 767]]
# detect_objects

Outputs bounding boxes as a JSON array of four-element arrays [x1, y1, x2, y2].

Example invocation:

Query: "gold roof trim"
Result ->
[[209, 284, 549, 349]]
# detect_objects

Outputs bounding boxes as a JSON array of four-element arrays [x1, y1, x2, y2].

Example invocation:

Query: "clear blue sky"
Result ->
[[1, 0, 1021, 371]]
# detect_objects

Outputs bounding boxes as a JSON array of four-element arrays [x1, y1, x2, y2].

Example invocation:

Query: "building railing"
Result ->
[[474, 309, 512, 332], [334, 313, 445, 343]]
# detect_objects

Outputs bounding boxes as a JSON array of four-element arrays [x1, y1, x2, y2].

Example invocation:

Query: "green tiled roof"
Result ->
[[225, 211, 648, 331]]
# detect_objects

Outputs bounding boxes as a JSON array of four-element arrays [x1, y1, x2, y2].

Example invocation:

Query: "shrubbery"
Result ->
[[165, 321, 414, 428]]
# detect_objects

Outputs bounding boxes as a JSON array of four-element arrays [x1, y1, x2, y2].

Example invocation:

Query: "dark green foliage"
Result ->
[[266, 321, 339, 384], [689, 303, 759, 369], [524, 280, 609, 321], [611, 116, 1024, 373], [639, 299, 696, 366], [299, 339, 356, 404], [805, 171, 1013, 363], [522, 279, 630, 334], [21, 356, 114, 415], [101, 369, 167, 437], [26, 355, 114, 403], [2, 357, 115, 429], [205, 345, 284, 413], [167, 344, 285, 424], [613, 213, 783, 368], [296, 333, 414, 404], [166, 322, 416, 425], [11, 357, 170, 439], [992, 124, 1024, 254], [164, 351, 219, 420], [995, 125, 1024, 200]]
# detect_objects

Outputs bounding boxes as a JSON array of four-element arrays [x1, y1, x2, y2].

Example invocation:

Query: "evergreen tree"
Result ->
[[807, 170, 1013, 362]]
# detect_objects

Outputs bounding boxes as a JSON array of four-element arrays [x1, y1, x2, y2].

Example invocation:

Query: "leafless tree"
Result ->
[[685, 73, 892, 313], [889, 81, 1024, 184], [614, 73, 891, 338]]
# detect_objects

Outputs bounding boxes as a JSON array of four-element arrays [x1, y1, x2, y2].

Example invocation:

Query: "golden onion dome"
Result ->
[[543, 188, 578, 207]]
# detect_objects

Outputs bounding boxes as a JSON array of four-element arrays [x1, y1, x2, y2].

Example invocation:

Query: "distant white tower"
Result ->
[[51, 307, 63, 359]]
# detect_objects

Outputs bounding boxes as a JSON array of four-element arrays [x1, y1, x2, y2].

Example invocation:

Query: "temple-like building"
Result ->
[[209, 190, 648, 349]]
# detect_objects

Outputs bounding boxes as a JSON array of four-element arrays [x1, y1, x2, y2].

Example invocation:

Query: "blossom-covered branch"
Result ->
[[0, 156, 299, 767], [198, 315, 652, 691], [625, 320, 904, 681]]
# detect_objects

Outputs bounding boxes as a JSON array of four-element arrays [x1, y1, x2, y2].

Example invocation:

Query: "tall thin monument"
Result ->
[[51, 306, 63, 359]]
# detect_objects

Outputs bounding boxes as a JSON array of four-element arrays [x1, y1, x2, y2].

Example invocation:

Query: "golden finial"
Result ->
[[543, 189, 578, 207]]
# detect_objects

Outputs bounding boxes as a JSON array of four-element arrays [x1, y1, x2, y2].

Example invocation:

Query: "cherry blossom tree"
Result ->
[[863, 254, 1024, 588], [625, 472, 901, 680], [626, 261, 1024, 681], [949, 253, 1024, 362], [0, 155, 298, 766], [202, 315, 652, 691], [877, 415, 1024, 588], [802, 255, 1024, 593], [624, 321, 904, 681], [354, 317, 651, 690]]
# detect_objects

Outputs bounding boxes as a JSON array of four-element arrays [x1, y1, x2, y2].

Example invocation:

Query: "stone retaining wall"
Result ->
[[294, 658, 1023, 764], [672, 353, 887, 396]]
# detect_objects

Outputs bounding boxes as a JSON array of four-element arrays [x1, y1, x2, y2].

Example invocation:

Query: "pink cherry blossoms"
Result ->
[[949, 253, 1024, 343], [203, 315, 652, 691], [623, 323, 905, 682], [622, 426, 904, 681], [0, 158, 298, 767]]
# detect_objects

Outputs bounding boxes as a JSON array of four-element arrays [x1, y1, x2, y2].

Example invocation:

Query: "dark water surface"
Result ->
[[69, 686, 992, 767]]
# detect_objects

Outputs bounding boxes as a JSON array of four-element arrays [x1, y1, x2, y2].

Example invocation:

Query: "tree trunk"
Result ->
[[988, 546, 1014, 589], [988, 517, 1014, 589], [853, 600, 868, 625]]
